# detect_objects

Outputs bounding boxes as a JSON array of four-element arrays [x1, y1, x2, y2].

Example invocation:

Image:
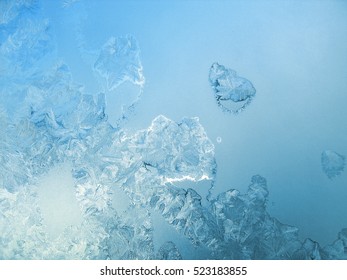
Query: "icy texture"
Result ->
[[0, 56, 217, 258], [151, 185, 221, 254], [0, 0, 52, 125], [156, 241, 182, 260], [321, 150, 345, 179], [0, 0, 51, 71], [293, 239, 323, 260], [93, 35, 145, 126], [1, 0, 346, 260], [209, 175, 301, 259], [323, 229, 347, 260], [94, 35, 145, 90], [209, 62, 256, 114]]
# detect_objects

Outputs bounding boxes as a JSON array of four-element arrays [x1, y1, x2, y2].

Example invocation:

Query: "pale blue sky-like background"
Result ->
[[41, 0, 347, 251]]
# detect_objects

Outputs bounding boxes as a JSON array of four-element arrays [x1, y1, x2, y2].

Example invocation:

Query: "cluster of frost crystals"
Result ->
[[291, 228, 347, 260], [0, 62, 218, 259], [0, 187, 47, 259], [151, 185, 221, 253], [150, 174, 346, 259], [139, 116, 216, 184], [93, 35, 145, 127], [321, 150, 345, 179], [94, 35, 145, 90], [0, 65, 218, 259], [208, 175, 301, 259], [323, 229, 347, 260], [1, 0, 346, 261], [0, 0, 52, 72], [156, 241, 182, 260], [209, 62, 256, 114], [25, 64, 106, 139]]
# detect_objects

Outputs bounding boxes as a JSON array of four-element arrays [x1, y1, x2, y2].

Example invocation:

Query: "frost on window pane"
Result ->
[[0, 0, 52, 71], [1, 0, 347, 261], [209, 62, 256, 114], [322, 228, 347, 260], [0, 64, 218, 259], [156, 241, 182, 260], [93, 35, 145, 127], [94, 36, 145, 90], [293, 239, 323, 260], [321, 150, 345, 179]]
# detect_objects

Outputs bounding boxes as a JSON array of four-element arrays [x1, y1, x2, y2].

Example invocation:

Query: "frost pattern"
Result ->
[[93, 35, 145, 126], [0, 0, 346, 260], [94, 35, 145, 90], [321, 150, 345, 179], [0, 94, 216, 259], [0, 57, 217, 258], [156, 242, 182, 260], [209, 62, 256, 114], [0, 0, 51, 71]]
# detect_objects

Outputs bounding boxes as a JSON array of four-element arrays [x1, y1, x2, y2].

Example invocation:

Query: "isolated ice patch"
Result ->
[[321, 150, 345, 179], [209, 62, 256, 114]]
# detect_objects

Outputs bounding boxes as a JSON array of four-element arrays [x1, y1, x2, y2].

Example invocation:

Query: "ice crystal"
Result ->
[[209, 62, 256, 114]]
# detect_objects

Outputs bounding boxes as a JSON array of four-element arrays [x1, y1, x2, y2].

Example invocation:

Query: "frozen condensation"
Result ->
[[0, 0, 346, 260], [209, 62, 256, 114], [94, 35, 145, 91], [321, 150, 345, 179], [156, 241, 182, 260], [0, 0, 52, 71], [0, 51, 217, 258], [94, 35, 145, 126]]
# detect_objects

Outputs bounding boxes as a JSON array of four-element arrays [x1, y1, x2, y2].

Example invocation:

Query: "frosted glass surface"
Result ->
[[0, 0, 347, 259]]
